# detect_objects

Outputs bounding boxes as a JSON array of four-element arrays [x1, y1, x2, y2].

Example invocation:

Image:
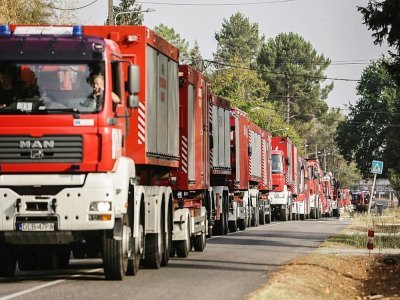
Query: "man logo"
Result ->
[[19, 140, 55, 149]]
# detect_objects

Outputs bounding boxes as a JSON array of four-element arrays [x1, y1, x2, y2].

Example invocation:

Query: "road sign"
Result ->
[[371, 160, 383, 174]]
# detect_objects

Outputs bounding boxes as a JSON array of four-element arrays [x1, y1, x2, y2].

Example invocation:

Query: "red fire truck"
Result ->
[[307, 159, 322, 219], [270, 137, 297, 221]]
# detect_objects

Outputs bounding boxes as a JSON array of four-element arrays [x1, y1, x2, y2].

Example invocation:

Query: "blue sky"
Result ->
[[76, 0, 390, 110]]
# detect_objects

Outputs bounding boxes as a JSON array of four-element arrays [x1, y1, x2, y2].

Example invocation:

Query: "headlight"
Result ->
[[89, 201, 112, 212]]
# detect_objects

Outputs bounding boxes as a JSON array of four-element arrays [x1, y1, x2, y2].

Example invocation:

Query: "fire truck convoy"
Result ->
[[0, 24, 338, 280]]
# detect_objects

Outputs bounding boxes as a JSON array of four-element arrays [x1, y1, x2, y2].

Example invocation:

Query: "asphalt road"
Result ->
[[0, 218, 350, 300]]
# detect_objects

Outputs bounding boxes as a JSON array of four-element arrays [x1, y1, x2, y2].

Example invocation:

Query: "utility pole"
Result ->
[[323, 147, 326, 172], [286, 82, 290, 124], [108, 0, 114, 25]]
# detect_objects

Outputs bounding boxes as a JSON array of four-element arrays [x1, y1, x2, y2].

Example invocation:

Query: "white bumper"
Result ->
[[0, 173, 116, 232]]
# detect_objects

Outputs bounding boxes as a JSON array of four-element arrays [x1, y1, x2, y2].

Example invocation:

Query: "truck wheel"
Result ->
[[238, 219, 246, 230], [280, 207, 288, 221], [0, 249, 16, 277], [259, 205, 265, 225], [228, 220, 237, 232], [161, 206, 171, 267], [143, 233, 163, 269], [193, 232, 206, 252], [310, 208, 315, 219], [72, 246, 85, 259], [103, 224, 131, 280], [300, 214, 305, 220], [57, 251, 71, 269], [265, 209, 272, 224], [18, 252, 37, 271], [175, 219, 190, 258]]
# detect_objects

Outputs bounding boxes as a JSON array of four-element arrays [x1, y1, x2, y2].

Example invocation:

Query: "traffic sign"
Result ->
[[371, 160, 383, 174]]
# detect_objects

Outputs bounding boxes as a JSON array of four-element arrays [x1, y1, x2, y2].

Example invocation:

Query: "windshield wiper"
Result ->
[[43, 108, 81, 118]]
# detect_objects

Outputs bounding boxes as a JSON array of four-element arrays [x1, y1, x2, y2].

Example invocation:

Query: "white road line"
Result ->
[[0, 268, 102, 300]]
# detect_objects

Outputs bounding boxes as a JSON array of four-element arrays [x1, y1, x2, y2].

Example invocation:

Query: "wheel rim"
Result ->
[[122, 225, 131, 272]]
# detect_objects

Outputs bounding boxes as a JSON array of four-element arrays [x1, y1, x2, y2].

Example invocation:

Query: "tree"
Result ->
[[154, 24, 190, 64], [0, 0, 53, 24], [214, 12, 264, 65], [189, 40, 205, 73], [359, 0, 400, 86], [335, 59, 397, 177], [112, 0, 143, 25], [256, 32, 332, 124], [49, 1, 79, 24]]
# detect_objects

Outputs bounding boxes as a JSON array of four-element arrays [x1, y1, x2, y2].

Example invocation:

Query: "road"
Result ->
[[0, 218, 350, 300]]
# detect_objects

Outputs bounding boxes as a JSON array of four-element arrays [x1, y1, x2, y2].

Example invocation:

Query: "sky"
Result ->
[[75, 0, 390, 110]]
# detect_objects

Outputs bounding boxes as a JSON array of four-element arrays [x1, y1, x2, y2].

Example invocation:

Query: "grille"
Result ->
[[0, 135, 83, 163]]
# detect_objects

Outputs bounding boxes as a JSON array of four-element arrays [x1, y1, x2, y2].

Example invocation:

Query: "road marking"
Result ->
[[0, 268, 102, 300]]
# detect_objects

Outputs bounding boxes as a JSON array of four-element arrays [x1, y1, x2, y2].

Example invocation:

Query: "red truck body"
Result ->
[[307, 159, 322, 218], [295, 157, 310, 219], [270, 136, 296, 221]]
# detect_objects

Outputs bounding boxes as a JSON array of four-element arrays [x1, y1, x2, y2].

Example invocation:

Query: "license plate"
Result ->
[[18, 223, 55, 232]]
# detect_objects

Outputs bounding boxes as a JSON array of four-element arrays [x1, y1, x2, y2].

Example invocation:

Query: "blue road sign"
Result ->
[[371, 160, 383, 174]]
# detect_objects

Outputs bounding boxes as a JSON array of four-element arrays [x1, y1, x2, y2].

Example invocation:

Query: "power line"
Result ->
[[205, 59, 360, 82], [48, 0, 99, 11], [136, 0, 294, 5]]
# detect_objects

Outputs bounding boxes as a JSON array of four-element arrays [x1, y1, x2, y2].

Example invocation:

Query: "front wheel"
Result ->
[[193, 232, 206, 252], [103, 223, 131, 280]]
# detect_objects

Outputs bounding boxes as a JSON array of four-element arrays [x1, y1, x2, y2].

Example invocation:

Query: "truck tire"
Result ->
[[57, 251, 71, 269], [18, 252, 37, 271], [228, 220, 237, 232], [265, 209, 272, 224], [259, 205, 266, 225], [280, 207, 288, 221], [103, 223, 131, 280], [161, 205, 171, 267], [310, 208, 315, 219], [193, 232, 206, 252], [0, 249, 16, 277], [72, 246, 85, 259], [143, 233, 163, 269], [175, 219, 190, 258], [238, 218, 246, 230]]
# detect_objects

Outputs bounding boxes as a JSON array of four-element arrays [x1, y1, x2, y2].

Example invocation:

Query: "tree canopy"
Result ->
[[112, 0, 143, 25], [335, 58, 397, 177], [214, 12, 264, 65], [256, 32, 332, 122], [154, 24, 190, 64], [359, 0, 400, 86]]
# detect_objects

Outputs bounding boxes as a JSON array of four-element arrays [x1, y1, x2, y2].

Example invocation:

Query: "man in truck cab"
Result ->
[[90, 74, 120, 104]]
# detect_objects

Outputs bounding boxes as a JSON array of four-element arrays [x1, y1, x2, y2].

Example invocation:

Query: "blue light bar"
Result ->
[[72, 25, 83, 37], [0, 25, 11, 35]]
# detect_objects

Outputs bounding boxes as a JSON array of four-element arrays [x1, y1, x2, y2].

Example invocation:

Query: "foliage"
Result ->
[[335, 59, 397, 177], [256, 32, 333, 127], [111, 0, 143, 25], [359, 0, 400, 86], [49, 1, 79, 24], [214, 12, 264, 65], [154, 24, 190, 64], [209, 57, 269, 112], [0, 0, 53, 24], [189, 40, 205, 73], [387, 169, 400, 202]]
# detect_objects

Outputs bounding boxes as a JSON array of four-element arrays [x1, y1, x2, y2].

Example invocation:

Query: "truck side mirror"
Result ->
[[127, 65, 140, 95], [285, 157, 290, 165]]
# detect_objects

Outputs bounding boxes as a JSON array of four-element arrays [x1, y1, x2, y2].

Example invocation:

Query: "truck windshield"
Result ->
[[0, 62, 105, 114], [272, 154, 283, 174]]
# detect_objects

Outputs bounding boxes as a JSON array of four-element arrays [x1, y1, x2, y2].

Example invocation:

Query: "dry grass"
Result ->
[[248, 208, 400, 300]]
